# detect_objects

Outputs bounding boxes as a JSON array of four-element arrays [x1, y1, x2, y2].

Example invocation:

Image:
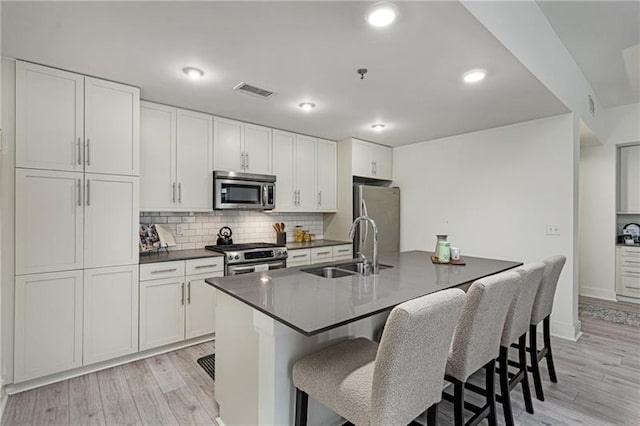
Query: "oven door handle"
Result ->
[[230, 261, 286, 274]]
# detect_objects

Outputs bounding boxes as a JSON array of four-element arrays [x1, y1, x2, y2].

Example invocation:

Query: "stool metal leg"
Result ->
[[518, 334, 535, 414], [453, 380, 464, 426], [543, 316, 558, 383], [498, 346, 514, 426], [426, 402, 439, 426], [529, 323, 545, 401], [295, 388, 308, 426], [485, 359, 497, 426]]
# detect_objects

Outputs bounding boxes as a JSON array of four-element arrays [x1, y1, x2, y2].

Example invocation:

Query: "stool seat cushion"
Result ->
[[293, 338, 378, 425]]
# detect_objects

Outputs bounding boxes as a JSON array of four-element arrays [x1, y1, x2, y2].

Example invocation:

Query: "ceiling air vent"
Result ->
[[233, 82, 275, 99]]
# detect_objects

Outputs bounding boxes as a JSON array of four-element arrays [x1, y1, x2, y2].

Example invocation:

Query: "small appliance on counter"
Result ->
[[216, 226, 234, 246], [619, 223, 640, 245]]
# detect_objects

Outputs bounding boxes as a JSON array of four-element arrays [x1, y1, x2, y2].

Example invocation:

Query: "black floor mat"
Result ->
[[197, 354, 215, 381]]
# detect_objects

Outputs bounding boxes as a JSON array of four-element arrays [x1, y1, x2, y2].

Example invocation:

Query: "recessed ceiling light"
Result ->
[[182, 67, 204, 80], [299, 102, 316, 112], [372, 123, 386, 131], [463, 69, 487, 83], [366, 2, 399, 27]]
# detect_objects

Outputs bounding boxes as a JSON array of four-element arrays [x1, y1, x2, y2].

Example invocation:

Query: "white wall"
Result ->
[[394, 114, 580, 340], [580, 103, 640, 300]]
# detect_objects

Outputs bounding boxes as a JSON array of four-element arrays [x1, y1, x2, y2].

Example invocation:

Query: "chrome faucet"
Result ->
[[348, 215, 379, 274]]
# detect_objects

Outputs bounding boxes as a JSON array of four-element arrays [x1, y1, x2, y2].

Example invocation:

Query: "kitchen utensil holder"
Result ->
[[276, 232, 287, 245]]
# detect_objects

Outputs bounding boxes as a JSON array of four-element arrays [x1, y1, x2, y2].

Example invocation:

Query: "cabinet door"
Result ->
[[84, 174, 139, 268], [177, 110, 213, 211], [352, 139, 373, 178], [272, 130, 296, 211], [16, 61, 84, 171], [84, 265, 139, 364], [244, 123, 272, 174], [316, 139, 337, 211], [287, 249, 311, 267], [185, 272, 221, 339], [619, 145, 640, 212], [140, 102, 177, 210], [14, 271, 83, 382], [295, 135, 317, 210], [15, 169, 84, 275], [84, 77, 140, 176], [372, 144, 393, 180], [16, 61, 84, 172], [213, 116, 244, 172], [139, 278, 185, 350]]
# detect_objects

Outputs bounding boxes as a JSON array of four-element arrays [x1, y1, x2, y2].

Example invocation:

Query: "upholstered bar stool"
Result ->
[[292, 288, 466, 426], [443, 271, 520, 426], [528, 255, 566, 401], [496, 263, 544, 426]]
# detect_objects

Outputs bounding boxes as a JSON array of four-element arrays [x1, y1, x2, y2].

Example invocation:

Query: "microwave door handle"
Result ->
[[263, 185, 267, 206]]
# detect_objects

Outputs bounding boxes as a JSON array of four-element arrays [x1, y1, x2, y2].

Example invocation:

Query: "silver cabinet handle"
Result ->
[[624, 270, 640, 275], [292, 254, 307, 259], [181, 282, 185, 305], [150, 268, 178, 274], [178, 183, 182, 203], [195, 264, 218, 269], [86, 179, 90, 206], [337, 249, 351, 253], [77, 179, 82, 206], [625, 286, 640, 290], [245, 152, 249, 170], [86, 138, 90, 166], [187, 281, 191, 304], [77, 137, 82, 165], [241, 152, 245, 170], [172, 182, 176, 203], [296, 190, 300, 206], [317, 251, 331, 255], [318, 191, 322, 207]]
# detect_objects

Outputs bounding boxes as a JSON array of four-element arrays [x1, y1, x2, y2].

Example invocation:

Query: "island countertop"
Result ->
[[206, 250, 521, 336]]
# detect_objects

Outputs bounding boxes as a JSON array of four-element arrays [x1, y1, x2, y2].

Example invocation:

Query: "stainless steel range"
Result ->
[[205, 243, 288, 275]]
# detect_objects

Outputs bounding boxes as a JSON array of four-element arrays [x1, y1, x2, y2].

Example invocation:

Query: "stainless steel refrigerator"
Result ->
[[353, 185, 400, 257]]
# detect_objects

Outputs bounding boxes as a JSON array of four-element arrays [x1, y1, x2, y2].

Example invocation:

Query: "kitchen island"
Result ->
[[206, 250, 521, 426]]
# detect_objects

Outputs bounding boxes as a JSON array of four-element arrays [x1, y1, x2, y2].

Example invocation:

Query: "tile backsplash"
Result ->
[[140, 211, 324, 251]]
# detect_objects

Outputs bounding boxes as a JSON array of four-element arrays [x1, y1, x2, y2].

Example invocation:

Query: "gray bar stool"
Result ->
[[443, 270, 520, 426], [528, 255, 566, 401], [292, 288, 466, 426]]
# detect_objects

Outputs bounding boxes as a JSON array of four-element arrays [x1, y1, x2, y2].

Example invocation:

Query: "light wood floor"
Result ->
[[3, 316, 639, 425]]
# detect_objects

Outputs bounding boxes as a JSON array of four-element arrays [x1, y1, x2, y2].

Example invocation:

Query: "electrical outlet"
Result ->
[[176, 224, 184, 235], [546, 224, 560, 236]]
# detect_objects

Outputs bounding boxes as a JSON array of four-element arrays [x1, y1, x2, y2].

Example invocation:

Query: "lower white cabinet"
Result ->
[[139, 258, 222, 351], [287, 244, 353, 268], [617, 246, 640, 298], [83, 265, 139, 364], [14, 270, 83, 382]]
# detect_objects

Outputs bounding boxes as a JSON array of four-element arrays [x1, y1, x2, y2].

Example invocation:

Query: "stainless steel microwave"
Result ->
[[213, 171, 276, 210]]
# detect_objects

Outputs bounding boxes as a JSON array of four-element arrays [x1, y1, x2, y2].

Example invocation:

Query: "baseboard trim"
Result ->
[[580, 287, 617, 301], [550, 319, 582, 342], [6, 335, 214, 395], [0, 382, 8, 425]]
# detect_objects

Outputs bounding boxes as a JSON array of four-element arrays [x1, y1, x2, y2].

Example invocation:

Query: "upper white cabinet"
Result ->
[[16, 61, 139, 176], [140, 102, 177, 210], [352, 139, 393, 180], [316, 139, 337, 211], [140, 102, 212, 211], [84, 77, 140, 176], [272, 130, 296, 210], [16, 62, 84, 172], [295, 135, 317, 210], [177, 109, 213, 211], [214, 117, 272, 174], [619, 144, 640, 213], [15, 169, 84, 275]]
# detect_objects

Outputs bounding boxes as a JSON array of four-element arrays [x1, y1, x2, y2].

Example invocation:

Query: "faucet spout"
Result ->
[[348, 215, 380, 274]]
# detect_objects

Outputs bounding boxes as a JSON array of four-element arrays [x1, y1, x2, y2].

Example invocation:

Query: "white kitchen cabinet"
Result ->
[[287, 244, 353, 268], [310, 247, 334, 263], [140, 102, 177, 211], [186, 272, 222, 339], [15, 169, 84, 275], [14, 270, 83, 382], [83, 265, 139, 364], [16, 61, 85, 172], [619, 145, 640, 213], [214, 117, 272, 174], [139, 277, 186, 351], [352, 139, 393, 180], [84, 77, 140, 176], [177, 109, 213, 211], [272, 130, 297, 211], [84, 174, 139, 268], [332, 244, 353, 262], [316, 139, 337, 211], [616, 246, 640, 298], [287, 249, 311, 267], [295, 135, 317, 210]]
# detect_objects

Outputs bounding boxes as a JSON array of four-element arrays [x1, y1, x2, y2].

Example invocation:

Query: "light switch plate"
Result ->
[[546, 224, 560, 235]]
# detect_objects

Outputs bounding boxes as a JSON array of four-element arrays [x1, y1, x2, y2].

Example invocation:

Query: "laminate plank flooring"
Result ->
[[2, 315, 639, 426]]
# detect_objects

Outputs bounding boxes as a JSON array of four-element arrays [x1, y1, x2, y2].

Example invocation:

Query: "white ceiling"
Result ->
[[2, 1, 568, 146], [538, 0, 640, 109]]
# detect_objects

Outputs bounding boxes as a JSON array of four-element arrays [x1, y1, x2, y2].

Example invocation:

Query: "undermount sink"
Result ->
[[302, 261, 394, 279], [302, 266, 357, 279]]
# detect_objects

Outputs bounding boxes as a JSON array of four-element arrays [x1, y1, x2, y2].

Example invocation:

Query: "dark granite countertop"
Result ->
[[206, 250, 522, 336], [286, 239, 352, 250], [139, 248, 223, 264]]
